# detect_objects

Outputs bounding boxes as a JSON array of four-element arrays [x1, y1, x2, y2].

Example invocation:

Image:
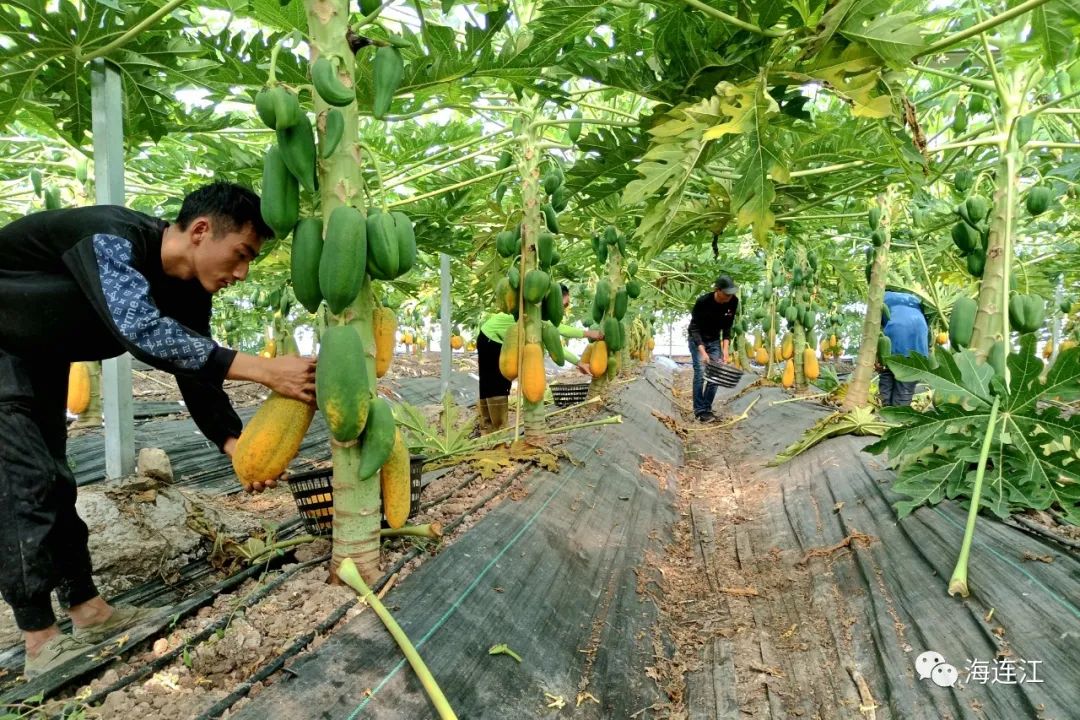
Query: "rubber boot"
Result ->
[[486, 396, 509, 432], [476, 398, 492, 435]]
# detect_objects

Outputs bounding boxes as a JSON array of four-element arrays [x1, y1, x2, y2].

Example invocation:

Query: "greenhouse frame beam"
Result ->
[[91, 59, 135, 479]]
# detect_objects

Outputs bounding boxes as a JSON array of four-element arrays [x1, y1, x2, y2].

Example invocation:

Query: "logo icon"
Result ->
[[915, 650, 958, 687]]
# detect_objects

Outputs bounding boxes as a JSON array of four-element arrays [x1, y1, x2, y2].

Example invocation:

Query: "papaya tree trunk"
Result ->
[[969, 138, 1020, 363], [519, 108, 546, 441], [304, 0, 381, 582], [843, 216, 890, 411]]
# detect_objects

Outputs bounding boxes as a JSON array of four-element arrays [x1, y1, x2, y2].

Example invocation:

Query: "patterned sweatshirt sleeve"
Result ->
[[62, 233, 236, 382]]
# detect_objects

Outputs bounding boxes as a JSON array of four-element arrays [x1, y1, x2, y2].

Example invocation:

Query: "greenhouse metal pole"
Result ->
[[439, 253, 451, 397], [91, 59, 135, 479]]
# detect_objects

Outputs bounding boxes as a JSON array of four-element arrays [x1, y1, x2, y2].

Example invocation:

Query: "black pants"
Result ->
[[878, 369, 917, 407], [477, 331, 511, 400], [0, 348, 98, 631]]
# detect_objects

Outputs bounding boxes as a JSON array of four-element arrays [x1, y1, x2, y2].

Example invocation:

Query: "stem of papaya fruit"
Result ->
[[948, 395, 1000, 597], [337, 559, 459, 719]]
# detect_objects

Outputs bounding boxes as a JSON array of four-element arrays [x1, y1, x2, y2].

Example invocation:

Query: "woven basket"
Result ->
[[550, 382, 591, 407], [703, 361, 743, 388], [287, 456, 425, 537]]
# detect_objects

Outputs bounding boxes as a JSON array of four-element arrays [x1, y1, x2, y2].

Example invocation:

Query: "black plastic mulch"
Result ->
[[705, 386, 1080, 719], [231, 368, 684, 720]]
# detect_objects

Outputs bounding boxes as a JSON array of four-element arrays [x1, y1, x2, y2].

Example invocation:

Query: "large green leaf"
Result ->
[[866, 336, 1080, 524], [837, 0, 927, 67]]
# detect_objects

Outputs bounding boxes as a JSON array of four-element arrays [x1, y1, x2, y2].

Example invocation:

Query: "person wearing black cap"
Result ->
[[688, 276, 739, 421]]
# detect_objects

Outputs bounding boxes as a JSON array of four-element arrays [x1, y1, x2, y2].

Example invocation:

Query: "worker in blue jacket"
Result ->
[[878, 291, 929, 407]]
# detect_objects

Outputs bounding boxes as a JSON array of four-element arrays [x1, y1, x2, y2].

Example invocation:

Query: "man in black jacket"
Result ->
[[688, 275, 739, 421], [0, 182, 316, 679]]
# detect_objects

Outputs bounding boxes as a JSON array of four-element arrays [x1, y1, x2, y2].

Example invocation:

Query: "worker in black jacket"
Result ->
[[687, 275, 739, 421], [0, 183, 316, 679]]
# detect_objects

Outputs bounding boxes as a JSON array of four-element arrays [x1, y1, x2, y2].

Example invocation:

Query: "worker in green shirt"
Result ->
[[476, 285, 602, 433]]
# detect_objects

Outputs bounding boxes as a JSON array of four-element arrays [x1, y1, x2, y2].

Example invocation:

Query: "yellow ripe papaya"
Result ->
[[754, 347, 769, 364], [403, 332, 414, 345], [647, 337, 655, 350], [373, 306, 397, 377], [782, 359, 795, 388], [232, 392, 316, 489], [590, 340, 609, 376], [781, 333, 794, 360], [499, 324, 520, 380], [380, 428, 411, 529], [67, 362, 91, 414], [803, 348, 820, 380], [1042, 340, 1053, 359], [581, 343, 594, 365], [521, 342, 546, 403], [829, 334, 839, 349], [451, 335, 464, 350], [936, 331, 948, 346]]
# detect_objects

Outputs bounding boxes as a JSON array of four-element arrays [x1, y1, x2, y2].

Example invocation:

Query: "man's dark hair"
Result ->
[[560, 284, 570, 296], [176, 182, 274, 240]]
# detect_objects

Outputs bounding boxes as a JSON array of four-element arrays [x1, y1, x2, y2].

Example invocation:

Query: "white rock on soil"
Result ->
[[137, 447, 174, 483]]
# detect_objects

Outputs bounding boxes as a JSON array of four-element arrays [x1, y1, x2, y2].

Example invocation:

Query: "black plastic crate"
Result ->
[[550, 382, 590, 407], [287, 455, 425, 537]]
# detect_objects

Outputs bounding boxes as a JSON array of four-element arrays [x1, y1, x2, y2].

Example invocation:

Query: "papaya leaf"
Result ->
[[801, 42, 895, 119], [837, 0, 927, 68], [1030, 4, 1076, 70], [865, 336, 1080, 525]]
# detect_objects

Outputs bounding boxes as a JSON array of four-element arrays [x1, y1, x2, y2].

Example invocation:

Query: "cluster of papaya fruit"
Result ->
[[948, 173, 993, 278]]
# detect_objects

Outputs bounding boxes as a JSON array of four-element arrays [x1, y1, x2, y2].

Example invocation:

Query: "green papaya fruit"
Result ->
[[507, 265, 520, 291], [628, 261, 638, 277], [319, 205, 367, 314], [30, 168, 42, 197], [551, 185, 570, 213], [567, 109, 582, 143], [952, 101, 968, 133], [260, 146, 299, 239], [597, 241, 608, 265], [543, 282, 564, 327], [277, 116, 318, 194], [360, 0, 379, 14], [603, 317, 621, 351], [626, 279, 641, 299], [877, 334, 892, 360], [523, 269, 551, 304], [549, 250, 560, 267], [964, 195, 990, 224], [966, 248, 986, 277], [613, 288, 628, 320], [969, 94, 986, 114], [496, 150, 513, 171], [870, 229, 886, 247], [1025, 186, 1052, 217], [311, 56, 355, 107], [320, 108, 345, 159], [542, 203, 559, 234], [988, 340, 1006, 379], [372, 46, 404, 120], [949, 297, 978, 348], [317, 325, 372, 442], [496, 230, 518, 258], [1008, 294, 1045, 334], [537, 232, 555, 268], [356, 397, 397, 478], [391, 212, 416, 275], [543, 172, 561, 195], [366, 209, 399, 280], [271, 86, 301, 130], [595, 279, 612, 311], [868, 206, 881, 230], [291, 218, 324, 314], [954, 169, 974, 194], [542, 321, 565, 365], [603, 226, 619, 245], [951, 221, 979, 255]]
